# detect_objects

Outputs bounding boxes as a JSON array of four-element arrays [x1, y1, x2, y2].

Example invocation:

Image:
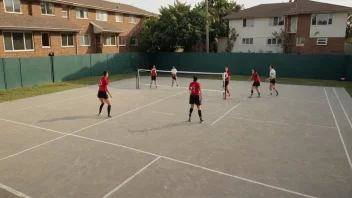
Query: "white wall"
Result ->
[[229, 18, 284, 53], [310, 13, 348, 38]]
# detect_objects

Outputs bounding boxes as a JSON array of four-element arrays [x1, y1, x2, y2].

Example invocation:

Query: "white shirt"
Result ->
[[270, 69, 276, 79], [223, 72, 228, 80], [171, 68, 177, 75]]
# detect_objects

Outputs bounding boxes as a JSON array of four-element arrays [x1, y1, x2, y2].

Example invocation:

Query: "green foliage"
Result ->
[[346, 15, 352, 42]]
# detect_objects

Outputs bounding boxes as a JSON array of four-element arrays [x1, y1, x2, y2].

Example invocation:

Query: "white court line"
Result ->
[[0, 119, 68, 135], [278, 97, 326, 104], [1, 119, 317, 198], [149, 111, 174, 116], [333, 88, 352, 128], [72, 91, 186, 134], [0, 183, 33, 198], [229, 117, 336, 129], [211, 102, 242, 126], [102, 156, 161, 198], [162, 156, 317, 198], [140, 83, 224, 93], [324, 88, 352, 170]]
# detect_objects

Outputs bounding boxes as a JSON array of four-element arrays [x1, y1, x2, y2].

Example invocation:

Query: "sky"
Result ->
[[107, 0, 352, 14]]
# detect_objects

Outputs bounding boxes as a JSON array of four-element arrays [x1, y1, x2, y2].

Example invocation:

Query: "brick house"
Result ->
[[0, 0, 156, 58], [224, 0, 352, 54]]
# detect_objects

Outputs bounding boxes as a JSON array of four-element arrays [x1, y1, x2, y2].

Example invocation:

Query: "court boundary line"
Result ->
[[0, 183, 33, 198], [229, 116, 336, 129], [333, 88, 352, 128], [211, 102, 242, 126], [324, 88, 352, 170], [1, 119, 317, 198], [102, 156, 161, 198]]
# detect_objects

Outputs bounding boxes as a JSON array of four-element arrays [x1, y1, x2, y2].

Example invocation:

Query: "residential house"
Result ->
[[224, 0, 352, 54], [0, 0, 156, 58]]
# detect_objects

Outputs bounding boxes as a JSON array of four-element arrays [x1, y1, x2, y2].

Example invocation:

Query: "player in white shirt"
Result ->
[[171, 66, 178, 87], [265, 65, 279, 96]]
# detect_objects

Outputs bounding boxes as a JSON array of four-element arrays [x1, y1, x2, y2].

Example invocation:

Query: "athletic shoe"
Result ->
[[228, 95, 231, 98], [97, 113, 103, 116], [108, 115, 112, 118], [248, 95, 253, 98], [276, 92, 279, 96], [256, 95, 261, 98], [200, 119, 205, 123], [188, 118, 192, 122], [268, 93, 272, 96]]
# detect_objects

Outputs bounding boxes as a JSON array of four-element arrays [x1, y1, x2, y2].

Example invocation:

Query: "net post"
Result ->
[[223, 72, 226, 100], [137, 68, 140, 89], [136, 68, 139, 89]]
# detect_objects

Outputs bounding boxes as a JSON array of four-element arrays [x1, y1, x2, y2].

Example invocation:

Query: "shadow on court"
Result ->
[[128, 121, 199, 134], [38, 115, 102, 123]]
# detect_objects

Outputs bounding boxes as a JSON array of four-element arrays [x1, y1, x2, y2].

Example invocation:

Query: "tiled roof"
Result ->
[[47, 0, 158, 17], [224, 0, 352, 19], [0, 13, 81, 31], [90, 21, 124, 33]]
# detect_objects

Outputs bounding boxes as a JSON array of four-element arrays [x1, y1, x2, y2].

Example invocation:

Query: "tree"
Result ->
[[346, 15, 352, 42], [139, 0, 206, 52]]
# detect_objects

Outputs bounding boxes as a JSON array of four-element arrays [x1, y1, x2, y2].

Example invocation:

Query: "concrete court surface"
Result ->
[[0, 77, 351, 198]]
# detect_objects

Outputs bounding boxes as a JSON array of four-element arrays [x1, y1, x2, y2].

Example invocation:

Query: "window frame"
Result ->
[[242, 18, 254, 28], [62, 6, 68, 18], [296, 37, 305, 46], [76, 7, 88, 19], [96, 10, 108, 21], [269, 16, 284, 26], [61, 33, 75, 47], [311, 14, 333, 26], [41, 32, 51, 48], [316, 38, 328, 46], [4, 0, 22, 14], [116, 13, 123, 23], [119, 36, 126, 46], [80, 34, 91, 46], [129, 15, 137, 24], [40, 2, 55, 16], [103, 35, 117, 46], [242, 38, 253, 45], [3, 31, 34, 52], [267, 38, 282, 45], [130, 37, 138, 46]]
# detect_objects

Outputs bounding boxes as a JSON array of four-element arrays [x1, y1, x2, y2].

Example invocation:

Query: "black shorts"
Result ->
[[252, 82, 260, 87], [189, 95, 201, 106], [97, 91, 108, 99], [225, 81, 229, 87], [151, 76, 156, 81], [270, 78, 276, 85], [172, 76, 177, 80]]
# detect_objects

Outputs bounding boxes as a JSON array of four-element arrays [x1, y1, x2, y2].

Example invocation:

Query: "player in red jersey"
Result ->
[[224, 67, 231, 98], [247, 69, 261, 98], [97, 71, 113, 118], [189, 76, 204, 123], [150, 65, 157, 88]]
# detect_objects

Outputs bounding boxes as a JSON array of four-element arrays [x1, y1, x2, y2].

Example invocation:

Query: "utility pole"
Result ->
[[205, 0, 209, 53]]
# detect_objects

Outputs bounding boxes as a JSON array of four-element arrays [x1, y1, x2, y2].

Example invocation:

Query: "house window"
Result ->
[[96, 10, 107, 21], [243, 19, 254, 27], [80, 34, 90, 46], [269, 17, 284, 26], [312, 14, 332, 25], [242, 38, 253, 45], [41, 33, 50, 48], [296, 37, 305, 46], [103, 35, 116, 46], [116, 13, 123, 22], [119, 36, 126, 46], [267, 38, 282, 45], [130, 37, 138, 46], [4, 0, 21, 13], [61, 34, 74, 47], [129, 15, 136, 23], [40, 2, 54, 15], [62, 6, 68, 18], [317, 38, 328, 45], [76, 8, 88, 19], [3, 32, 34, 51], [290, 16, 297, 33]]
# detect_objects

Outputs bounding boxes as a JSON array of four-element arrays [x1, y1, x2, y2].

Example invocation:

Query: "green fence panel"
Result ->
[[3, 58, 22, 89], [75, 54, 91, 79], [347, 55, 352, 80], [91, 54, 108, 76], [53, 55, 76, 82], [20, 57, 52, 87], [0, 59, 5, 90]]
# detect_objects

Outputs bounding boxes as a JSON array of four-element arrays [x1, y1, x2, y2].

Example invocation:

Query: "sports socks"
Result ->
[[189, 108, 193, 118], [198, 110, 202, 120], [108, 105, 111, 117], [99, 103, 104, 114]]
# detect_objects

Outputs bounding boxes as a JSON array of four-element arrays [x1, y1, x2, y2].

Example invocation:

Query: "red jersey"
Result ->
[[189, 81, 201, 96], [225, 71, 231, 82], [151, 69, 157, 77], [252, 73, 260, 82], [99, 77, 109, 92]]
